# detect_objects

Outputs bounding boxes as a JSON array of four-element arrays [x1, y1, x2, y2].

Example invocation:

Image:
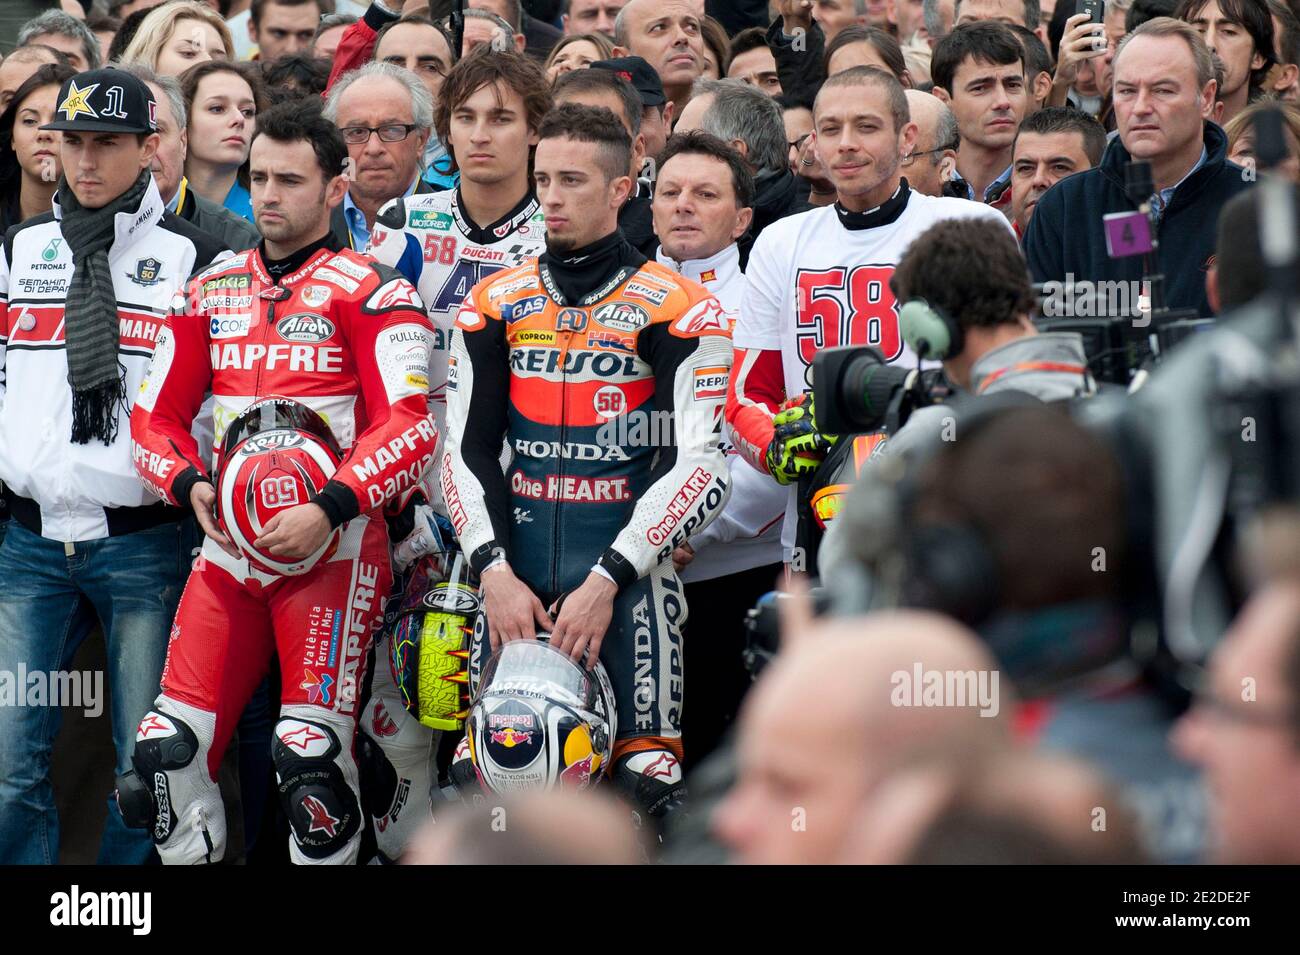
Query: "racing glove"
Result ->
[[764, 393, 838, 486]]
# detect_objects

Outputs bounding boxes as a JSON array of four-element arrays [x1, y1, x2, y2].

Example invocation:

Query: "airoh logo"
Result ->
[[239, 430, 306, 455], [277, 313, 336, 343]]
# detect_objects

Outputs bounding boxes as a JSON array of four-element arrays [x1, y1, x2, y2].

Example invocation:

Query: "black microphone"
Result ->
[[1123, 159, 1155, 209]]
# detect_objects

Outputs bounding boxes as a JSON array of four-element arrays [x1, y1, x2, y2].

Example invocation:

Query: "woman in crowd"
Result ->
[[701, 16, 731, 80], [180, 60, 266, 223], [1226, 101, 1300, 183], [0, 63, 76, 235], [120, 0, 234, 78], [544, 32, 614, 83]]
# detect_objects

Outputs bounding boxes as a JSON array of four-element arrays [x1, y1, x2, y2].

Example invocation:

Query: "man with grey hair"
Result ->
[[118, 63, 261, 252], [460, 7, 525, 55], [16, 9, 101, 72], [470, 0, 564, 61], [901, 89, 960, 195], [323, 60, 437, 250], [1026, 17, 1254, 318], [924, 0, 958, 44], [672, 78, 806, 264]]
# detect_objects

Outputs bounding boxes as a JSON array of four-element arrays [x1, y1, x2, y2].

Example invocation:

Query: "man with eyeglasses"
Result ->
[[323, 60, 440, 251], [1173, 579, 1300, 863], [901, 89, 961, 196]]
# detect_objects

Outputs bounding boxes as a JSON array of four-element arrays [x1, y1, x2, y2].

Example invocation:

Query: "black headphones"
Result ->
[[889, 391, 1047, 626], [898, 298, 963, 361]]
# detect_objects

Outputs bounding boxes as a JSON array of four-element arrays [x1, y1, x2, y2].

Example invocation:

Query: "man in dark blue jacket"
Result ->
[[1024, 16, 1254, 318]]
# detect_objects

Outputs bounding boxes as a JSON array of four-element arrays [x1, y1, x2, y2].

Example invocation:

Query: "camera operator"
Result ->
[[832, 216, 1094, 474], [1024, 17, 1255, 318]]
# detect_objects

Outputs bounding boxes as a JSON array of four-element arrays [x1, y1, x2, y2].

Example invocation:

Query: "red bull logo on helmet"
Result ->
[[489, 727, 534, 748]]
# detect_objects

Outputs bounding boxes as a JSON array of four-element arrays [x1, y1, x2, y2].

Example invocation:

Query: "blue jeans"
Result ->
[[0, 519, 194, 864]]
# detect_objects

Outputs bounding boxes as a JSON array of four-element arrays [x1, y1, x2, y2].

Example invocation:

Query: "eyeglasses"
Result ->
[[901, 144, 957, 166], [789, 132, 811, 151], [339, 123, 420, 145]]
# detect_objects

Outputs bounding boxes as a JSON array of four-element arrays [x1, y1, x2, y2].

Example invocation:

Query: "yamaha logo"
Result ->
[[277, 313, 336, 343]]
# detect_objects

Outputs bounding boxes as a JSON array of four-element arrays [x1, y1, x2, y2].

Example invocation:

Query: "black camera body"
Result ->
[[812, 346, 952, 435]]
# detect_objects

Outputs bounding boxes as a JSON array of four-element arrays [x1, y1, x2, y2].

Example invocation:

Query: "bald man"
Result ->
[[847, 750, 1146, 863], [712, 611, 1013, 865], [0, 45, 65, 111], [612, 0, 705, 122], [902, 89, 960, 196], [404, 788, 646, 864]]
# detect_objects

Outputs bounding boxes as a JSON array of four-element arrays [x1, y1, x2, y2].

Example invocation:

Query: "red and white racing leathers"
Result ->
[[128, 238, 437, 864]]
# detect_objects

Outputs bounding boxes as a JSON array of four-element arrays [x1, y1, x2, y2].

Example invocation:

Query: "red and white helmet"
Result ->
[[216, 398, 344, 576]]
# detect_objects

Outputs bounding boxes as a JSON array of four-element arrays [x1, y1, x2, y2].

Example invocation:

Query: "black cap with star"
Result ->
[[590, 56, 667, 109], [42, 68, 157, 134]]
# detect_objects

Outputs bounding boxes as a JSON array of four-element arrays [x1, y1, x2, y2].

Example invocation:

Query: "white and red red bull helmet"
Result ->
[[216, 398, 344, 576], [466, 638, 616, 794]]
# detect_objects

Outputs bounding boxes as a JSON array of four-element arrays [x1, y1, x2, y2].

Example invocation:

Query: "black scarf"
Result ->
[[58, 169, 151, 445], [261, 231, 338, 280], [538, 229, 645, 305]]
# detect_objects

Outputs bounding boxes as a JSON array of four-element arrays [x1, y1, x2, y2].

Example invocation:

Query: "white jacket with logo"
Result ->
[[0, 179, 228, 541], [656, 242, 786, 582]]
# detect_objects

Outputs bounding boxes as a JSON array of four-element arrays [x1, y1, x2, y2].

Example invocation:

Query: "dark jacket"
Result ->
[[1024, 121, 1252, 318], [619, 180, 659, 258], [707, 0, 771, 37], [177, 184, 260, 252], [766, 16, 826, 109], [522, 13, 562, 61], [329, 178, 440, 251], [739, 167, 808, 269]]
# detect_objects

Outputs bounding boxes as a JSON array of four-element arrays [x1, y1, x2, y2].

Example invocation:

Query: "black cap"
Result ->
[[42, 68, 157, 134], [591, 56, 666, 108]]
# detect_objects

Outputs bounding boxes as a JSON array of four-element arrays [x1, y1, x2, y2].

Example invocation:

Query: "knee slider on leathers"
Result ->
[[273, 717, 362, 859], [121, 710, 202, 841]]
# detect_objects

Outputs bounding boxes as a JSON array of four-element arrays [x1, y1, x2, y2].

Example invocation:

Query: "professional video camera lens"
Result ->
[[813, 346, 915, 435]]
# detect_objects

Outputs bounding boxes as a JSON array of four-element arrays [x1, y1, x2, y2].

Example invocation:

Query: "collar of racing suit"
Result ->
[[833, 179, 911, 230], [255, 231, 344, 285], [538, 228, 647, 306], [654, 242, 743, 314], [451, 187, 541, 246]]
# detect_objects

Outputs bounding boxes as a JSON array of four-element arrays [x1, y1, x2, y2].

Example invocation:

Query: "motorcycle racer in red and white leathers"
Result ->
[[122, 108, 437, 865]]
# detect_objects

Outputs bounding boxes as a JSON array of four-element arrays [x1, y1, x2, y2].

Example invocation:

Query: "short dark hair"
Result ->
[[1177, 0, 1277, 90], [250, 99, 348, 182], [374, 14, 458, 68], [1127, 0, 1182, 32], [1214, 181, 1300, 310], [1270, 0, 1300, 69], [729, 26, 769, 61], [1016, 106, 1108, 166], [1008, 23, 1052, 80], [955, 0, 1041, 30], [932, 21, 1028, 94], [259, 54, 330, 104], [825, 25, 909, 82], [659, 130, 756, 209], [434, 47, 553, 173], [816, 66, 911, 133], [250, 0, 325, 28], [891, 217, 1035, 332], [537, 101, 632, 181], [107, 6, 155, 64], [552, 66, 643, 135], [912, 405, 1127, 611]]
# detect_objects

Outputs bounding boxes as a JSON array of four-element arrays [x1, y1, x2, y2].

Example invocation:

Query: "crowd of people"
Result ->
[[0, 0, 1298, 867]]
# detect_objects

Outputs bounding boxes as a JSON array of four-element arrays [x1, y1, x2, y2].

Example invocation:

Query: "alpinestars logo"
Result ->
[[301, 795, 339, 837]]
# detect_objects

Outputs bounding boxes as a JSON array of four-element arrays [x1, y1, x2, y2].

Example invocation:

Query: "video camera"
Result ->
[[812, 346, 952, 436]]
